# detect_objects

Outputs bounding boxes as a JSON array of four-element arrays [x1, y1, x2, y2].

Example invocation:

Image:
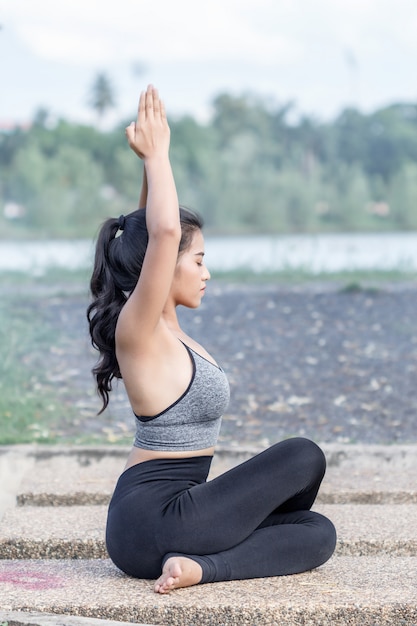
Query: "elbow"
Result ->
[[150, 222, 181, 244]]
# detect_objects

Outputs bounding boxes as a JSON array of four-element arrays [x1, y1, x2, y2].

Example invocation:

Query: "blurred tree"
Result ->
[[2, 90, 417, 238], [212, 92, 275, 148], [88, 73, 116, 121], [364, 104, 417, 180], [0, 126, 27, 168], [388, 163, 417, 229], [32, 108, 51, 128], [331, 107, 367, 167]]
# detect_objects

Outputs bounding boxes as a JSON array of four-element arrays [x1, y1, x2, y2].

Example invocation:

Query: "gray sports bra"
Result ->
[[133, 342, 230, 451]]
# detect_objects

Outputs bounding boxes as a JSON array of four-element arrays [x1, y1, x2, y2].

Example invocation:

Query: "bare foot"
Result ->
[[154, 556, 203, 594]]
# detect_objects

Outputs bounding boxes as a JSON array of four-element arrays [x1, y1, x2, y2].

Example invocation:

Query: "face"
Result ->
[[170, 229, 211, 308]]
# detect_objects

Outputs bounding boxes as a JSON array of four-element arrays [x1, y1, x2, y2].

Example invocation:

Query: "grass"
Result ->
[[0, 267, 91, 290], [1, 265, 416, 289], [211, 266, 417, 285], [0, 295, 79, 444]]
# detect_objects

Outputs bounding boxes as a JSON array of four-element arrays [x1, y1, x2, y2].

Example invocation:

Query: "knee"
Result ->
[[287, 437, 327, 478], [316, 514, 337, 564]]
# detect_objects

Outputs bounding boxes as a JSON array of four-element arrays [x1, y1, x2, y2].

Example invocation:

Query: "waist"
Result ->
[[124, 445, 215, 471], [110, 455, 214, 511]]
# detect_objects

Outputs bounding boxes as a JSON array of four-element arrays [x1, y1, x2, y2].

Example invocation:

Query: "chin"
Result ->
[[191, 296, 203, 309], [179, 298, 201, 309]]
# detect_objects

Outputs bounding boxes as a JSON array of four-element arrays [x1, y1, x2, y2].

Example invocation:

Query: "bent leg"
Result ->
[[160, 437, 327, 556], [167, 510, 336, 584], [157, 438, 336, 585], [108, 438, 336, 586]]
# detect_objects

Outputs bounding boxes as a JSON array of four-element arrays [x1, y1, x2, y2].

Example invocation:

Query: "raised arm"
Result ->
[[116, 86, 181, 347], [139, 165, 148, 209]]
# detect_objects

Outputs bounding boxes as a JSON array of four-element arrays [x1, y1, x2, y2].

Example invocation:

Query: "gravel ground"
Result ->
[[20, 279, 417, 446]]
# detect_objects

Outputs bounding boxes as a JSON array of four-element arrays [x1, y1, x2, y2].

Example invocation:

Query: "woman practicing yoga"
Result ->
[[87, 85, 336, 593]]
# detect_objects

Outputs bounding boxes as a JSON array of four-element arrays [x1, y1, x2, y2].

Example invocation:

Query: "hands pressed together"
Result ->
[[125, 85, 170, 160]]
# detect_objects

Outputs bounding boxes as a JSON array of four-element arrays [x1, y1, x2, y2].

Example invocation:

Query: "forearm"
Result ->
[[139, 165, 148, 209], [144, 155, 180, 238]]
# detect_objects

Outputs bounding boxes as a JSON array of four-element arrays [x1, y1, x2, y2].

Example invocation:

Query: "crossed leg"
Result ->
[[154, 438, 336, 592]]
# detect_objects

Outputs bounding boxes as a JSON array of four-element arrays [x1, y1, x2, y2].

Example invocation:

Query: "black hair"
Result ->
[[87, 206, 204, 414]]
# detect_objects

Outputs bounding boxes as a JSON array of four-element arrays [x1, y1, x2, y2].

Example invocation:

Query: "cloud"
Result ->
[[2, 0, 303, 66], [4, 0, 417, 72], [2, 0, 417, 124]]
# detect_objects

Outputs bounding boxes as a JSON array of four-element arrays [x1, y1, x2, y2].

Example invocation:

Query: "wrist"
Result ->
[[143, 152, 170, 165], [144, 154, 172, 175]]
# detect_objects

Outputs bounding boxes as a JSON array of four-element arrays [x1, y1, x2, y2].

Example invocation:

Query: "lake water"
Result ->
[[0, 232, 416, 274]]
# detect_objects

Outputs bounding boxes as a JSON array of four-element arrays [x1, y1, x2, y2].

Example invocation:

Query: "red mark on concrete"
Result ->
[[0, 563, 64, 590]]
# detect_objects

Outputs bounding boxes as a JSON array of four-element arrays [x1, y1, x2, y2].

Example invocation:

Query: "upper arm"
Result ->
[[116, 226, 180, 349]]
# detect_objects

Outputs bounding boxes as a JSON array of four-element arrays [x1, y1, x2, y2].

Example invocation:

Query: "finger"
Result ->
[[146, 85, 154, 119], [160, 99, 167, 120], [152, 87, 160, 115], [125, 121, 135, 143], [138, 91, 146, 123]]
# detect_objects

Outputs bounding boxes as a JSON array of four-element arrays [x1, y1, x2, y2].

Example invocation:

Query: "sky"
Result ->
[[1, 0, 417, 128]]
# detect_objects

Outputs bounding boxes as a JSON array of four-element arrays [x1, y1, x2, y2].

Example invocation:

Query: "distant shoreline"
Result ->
[[1, 232, 417, 275]]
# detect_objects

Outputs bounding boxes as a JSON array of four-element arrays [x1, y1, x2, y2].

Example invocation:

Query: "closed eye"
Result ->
[[195, 252, 205, 266]]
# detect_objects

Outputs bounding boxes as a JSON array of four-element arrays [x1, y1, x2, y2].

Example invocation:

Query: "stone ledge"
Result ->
[[16, 488, 417, 507], [1, 504, 416, 559], [2, 444, 416, 507], [1, 557, 416, 626]]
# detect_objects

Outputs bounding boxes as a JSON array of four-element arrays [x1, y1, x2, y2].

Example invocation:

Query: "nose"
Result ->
[[203, 264, 211, 281]]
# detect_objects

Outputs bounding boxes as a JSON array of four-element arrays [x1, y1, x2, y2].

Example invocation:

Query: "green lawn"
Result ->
[[0, 294, 79, 444]]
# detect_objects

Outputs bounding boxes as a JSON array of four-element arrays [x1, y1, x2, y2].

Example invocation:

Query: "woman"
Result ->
[[87, 85, 336, 594]]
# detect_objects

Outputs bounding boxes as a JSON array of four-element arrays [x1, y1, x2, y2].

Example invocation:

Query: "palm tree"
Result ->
[[88, 73, 116, 121]]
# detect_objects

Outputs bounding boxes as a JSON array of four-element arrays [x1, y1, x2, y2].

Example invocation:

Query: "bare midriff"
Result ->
[[124, 446, 215, 470]]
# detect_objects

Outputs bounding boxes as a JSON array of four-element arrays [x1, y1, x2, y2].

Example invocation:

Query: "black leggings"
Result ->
[[106, 437, 336, 583]]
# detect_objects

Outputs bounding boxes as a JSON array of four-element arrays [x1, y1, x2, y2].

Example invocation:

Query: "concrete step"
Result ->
[[0, 610, 158, 626], [1, 446, 416, 625], [0, 504, 416, 560], [3, 444, 416, 507], [1, 557, 416, 625]]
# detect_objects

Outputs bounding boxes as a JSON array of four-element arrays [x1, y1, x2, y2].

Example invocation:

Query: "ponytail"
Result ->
[[87, 217, 129, 413]]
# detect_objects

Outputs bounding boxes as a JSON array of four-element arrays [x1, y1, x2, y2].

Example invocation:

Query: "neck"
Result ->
[[162, 304, 181, 334]]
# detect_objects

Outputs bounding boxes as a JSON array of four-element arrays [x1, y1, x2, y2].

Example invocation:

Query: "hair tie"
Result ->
[[118, 215, 126, 231]]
